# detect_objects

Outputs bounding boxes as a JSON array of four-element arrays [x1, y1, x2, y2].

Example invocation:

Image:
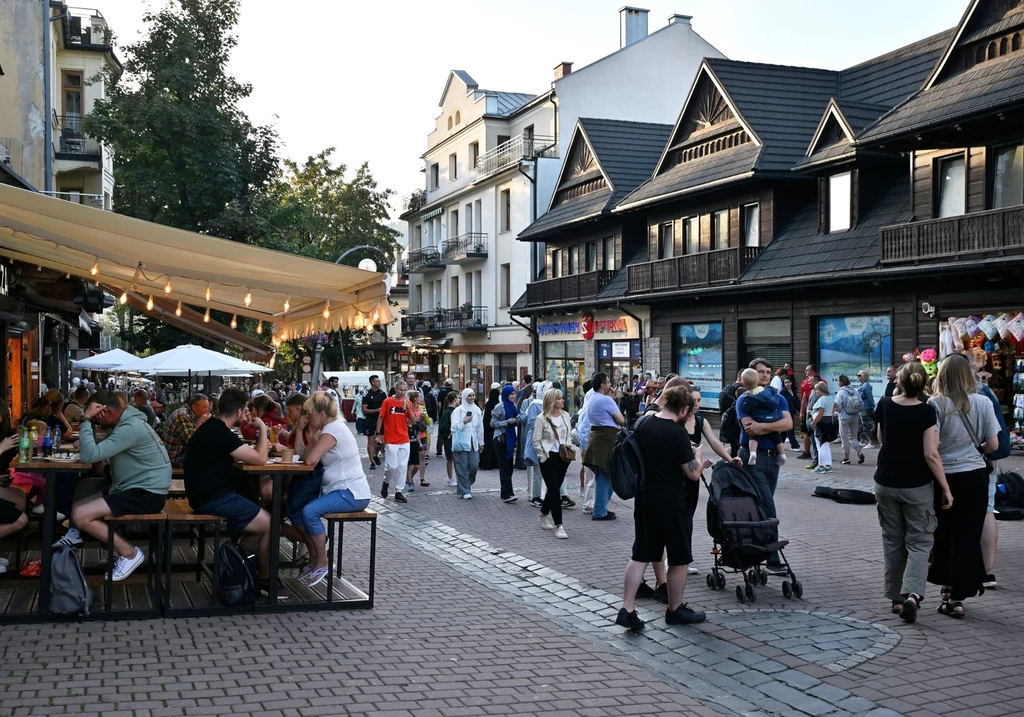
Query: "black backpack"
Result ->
[[216, 540, 258, 606], [610, 429, 647, 500], [995, 471, 1024, 520], [719, 404, 740, 445]]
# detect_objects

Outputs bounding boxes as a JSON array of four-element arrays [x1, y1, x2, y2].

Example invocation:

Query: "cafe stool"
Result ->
[[323, 509, 377, 607], [101, 511, 166, 618], [163, 499, 224, 614]]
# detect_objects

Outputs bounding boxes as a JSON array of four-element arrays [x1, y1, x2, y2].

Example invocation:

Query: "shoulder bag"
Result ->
[[548, 414, 576, 463], [958, 408, 993, 474]]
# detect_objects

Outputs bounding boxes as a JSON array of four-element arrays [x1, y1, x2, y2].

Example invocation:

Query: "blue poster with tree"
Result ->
[[818, 315, 891, 400]]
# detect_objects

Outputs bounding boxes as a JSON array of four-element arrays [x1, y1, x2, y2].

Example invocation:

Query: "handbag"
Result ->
[[958, 410, 993, 474], [548, 415, 576, 463]]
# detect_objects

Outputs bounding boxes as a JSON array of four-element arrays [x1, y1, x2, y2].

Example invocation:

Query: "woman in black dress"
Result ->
[[781, 376, 801, 450], [480, 386, 500, 471]]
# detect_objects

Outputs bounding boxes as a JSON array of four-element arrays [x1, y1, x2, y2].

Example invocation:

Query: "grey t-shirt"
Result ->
[[927, 393, 999, 473]]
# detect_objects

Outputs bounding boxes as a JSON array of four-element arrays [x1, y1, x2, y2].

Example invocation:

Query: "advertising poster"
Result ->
[[676, 322, 723, 409], [817, 315, 891, 401]]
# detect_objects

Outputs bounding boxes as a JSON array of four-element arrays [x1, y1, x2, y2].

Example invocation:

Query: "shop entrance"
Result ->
[[597, 339, 642, 391], [541, 341, 585, 414]]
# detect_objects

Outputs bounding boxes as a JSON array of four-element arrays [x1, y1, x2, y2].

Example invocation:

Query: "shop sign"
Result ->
[[676, 323, 723, 409], [415, 364, 430, 373], [597, 340, 642, 360], [538, 316, 629, 337]]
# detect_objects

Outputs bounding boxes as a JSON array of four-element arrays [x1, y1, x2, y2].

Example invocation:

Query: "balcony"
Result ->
[[525, 270, 614, 307], [403, 189, 426, 213], [477, 134, 557, 177], [441, 232, 487, 263], [55, 115, 101, 160], [880, 206, 1024, 264], [402, 306, 488, 336], [406, 246, 444, 273], [627, 246, 761, 294]]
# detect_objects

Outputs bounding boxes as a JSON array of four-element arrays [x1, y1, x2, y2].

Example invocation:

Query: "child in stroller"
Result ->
[[738, 368, 786, 466]]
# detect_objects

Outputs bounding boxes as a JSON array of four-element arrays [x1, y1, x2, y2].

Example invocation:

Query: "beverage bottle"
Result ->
[[29, 426, 38, 457], [268, 425, 276, 444], [42, 432, 52, 457], [53, 426, 62, 450], [17, 427, 30, 464]]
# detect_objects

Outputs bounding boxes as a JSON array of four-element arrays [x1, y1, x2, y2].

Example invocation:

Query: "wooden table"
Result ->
[[16, 460, 94, 617], [234, 461, 315, 608]]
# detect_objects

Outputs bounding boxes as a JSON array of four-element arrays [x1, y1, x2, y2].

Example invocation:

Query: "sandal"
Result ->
[[899, 593, 922, 623], [891, 600, 903, 615], [420, 480, 430, 487], [301, 567, 328, 588], [938, 600, 965, 619]]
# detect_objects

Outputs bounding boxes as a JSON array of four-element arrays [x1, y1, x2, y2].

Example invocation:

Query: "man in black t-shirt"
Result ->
[[884, 364, 897, 398], [361, 375, 387, 469], [616, 385, 706, 632], [184, 387, 286, 600]]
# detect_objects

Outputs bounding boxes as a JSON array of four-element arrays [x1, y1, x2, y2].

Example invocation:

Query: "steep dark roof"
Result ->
[[834, 99, 891, 133], [740, 179, 910, 284], [838, 29, 954, 106], [517, 188, 612, 240]]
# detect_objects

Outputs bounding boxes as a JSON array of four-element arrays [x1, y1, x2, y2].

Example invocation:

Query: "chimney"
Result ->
[[553, 61, 573, 80], [667, 13, 692, 25], [619, 6, 649, 49]]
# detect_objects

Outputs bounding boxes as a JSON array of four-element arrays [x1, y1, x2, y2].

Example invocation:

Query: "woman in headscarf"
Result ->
[[480, 385, 500, 470], [451, 388, 484, 499], [490, 384, 520, 502]]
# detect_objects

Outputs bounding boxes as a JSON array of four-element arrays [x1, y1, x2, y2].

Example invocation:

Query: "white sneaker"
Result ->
[[111, 547, 145, 582], [31, 504, 44, 515], [53, 530, 83, 548], [0, 557, 8, 567], [687, 566, 699, 575], [447, 479, 457, 487], [462, 493, 472, 500], [554, 526, 568, 539], [0, 565, 6, 574], [539, 513, 555, 530]]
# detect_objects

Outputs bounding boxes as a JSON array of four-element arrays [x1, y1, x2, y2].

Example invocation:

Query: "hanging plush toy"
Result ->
[[939, 321, 954, 359], [903, 351, 917, 364], [920, 348, 938, 378]]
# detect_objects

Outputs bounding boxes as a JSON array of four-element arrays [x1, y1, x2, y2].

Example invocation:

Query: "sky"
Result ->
[[92, 0, 969, 220]]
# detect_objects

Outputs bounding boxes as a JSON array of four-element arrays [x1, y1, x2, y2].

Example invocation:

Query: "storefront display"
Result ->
[[818, 314, 891, 401], [597, 339, 642, 391], [542, 341, 585, 414], [675, 322, 723, 409]]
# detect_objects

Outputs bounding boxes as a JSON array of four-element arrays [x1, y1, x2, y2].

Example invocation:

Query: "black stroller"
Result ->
[[702, 462, 802, 602]]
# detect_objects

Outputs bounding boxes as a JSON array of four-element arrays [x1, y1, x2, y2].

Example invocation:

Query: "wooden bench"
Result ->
[[322, 509, 377, 608], [161, 499, 226, 614], [101, 511, 166, 618]]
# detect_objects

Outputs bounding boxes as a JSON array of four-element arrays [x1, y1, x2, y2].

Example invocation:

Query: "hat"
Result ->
[[491, 382, 500, 390], [444, 378, 454, 386]]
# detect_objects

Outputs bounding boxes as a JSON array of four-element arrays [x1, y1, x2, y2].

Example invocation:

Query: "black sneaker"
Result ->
[[380, 482, 389, 499], [395, 492, 407, 503], [765, 562, 788, 575], [592, 511, 617, 521], [665, 603, 706, 625], [529, 497, 543, 508], [503, 495, 518, 504], [858, 453, 865, 464], [258, 579, 290, 601], [983, 574, 998, 589], [635, 580, 656, 599], [372, 452, 382, 466], [561, 496, 576, 509], [369, 463, 376, 470], [840, 459, 851, 465], [615, 607, 646, 632], [653, 582, 669, 605], [796, 452, 811, 460]]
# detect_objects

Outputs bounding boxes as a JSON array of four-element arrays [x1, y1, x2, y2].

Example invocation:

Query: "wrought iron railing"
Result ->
[[405, 245, 443, 272], [880, 206, 1024, 264], [441, 232, 488, 262], [477, 134, 557, 177], [402, 306, 488, 335], [526, 270, 614, 307], [626, 246, 761, 294], [56, 115, 101, 157]]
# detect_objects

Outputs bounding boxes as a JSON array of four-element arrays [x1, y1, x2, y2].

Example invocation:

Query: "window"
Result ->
[[469, 141, 479, 169], [937, 155, 966, 218], [658, 222, 674, 260], [413, 225, 422, 250], [551, 250, 562, 278], [414, 284, 423, 313], [992, 143, 1024, 209], [455, 111, 461, 125], [450, 276, 459, 307], [61, 71, 83, 118], [602, 237, 616, 271], [500, 189, 511, 232], [465, 272, 473, 304], [712, 210, 728, 250], [500, 264, 511, 307], [447, 116, 453, 130], [743, 319, 791, 371], [497, 135, 510, 147], [449, 153, 458, 181], [430, 163, 439, 189], [524, 125, 535, 153], [684, 216, 699, 254], [585, 241, 597, 272], [741, 203, 759, 247], [829, 172, 852, 232], [450, 209, 459, 238], [568, 245, 579, 275]]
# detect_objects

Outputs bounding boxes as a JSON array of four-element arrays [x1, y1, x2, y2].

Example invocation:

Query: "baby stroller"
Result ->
[[703, 462, 802, 602]]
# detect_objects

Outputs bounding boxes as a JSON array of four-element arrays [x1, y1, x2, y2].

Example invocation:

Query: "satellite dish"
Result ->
[[357, 258, 377, 273]]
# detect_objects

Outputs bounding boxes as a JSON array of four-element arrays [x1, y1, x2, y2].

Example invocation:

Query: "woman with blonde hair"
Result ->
[[532, 387, 578, 539], [927, 354, 999, 618], [293, 392, 370, 587]]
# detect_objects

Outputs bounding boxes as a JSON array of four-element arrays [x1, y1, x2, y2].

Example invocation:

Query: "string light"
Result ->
[[322, 301, 331, 320], [204, 282, 212, 302], [175, 301, 182, 317], [256, 320, 263, 334], [269, 354, 276, 369], [119, 290, 128, 305], [230, 314, 238, 329], [244, 288, 252, 308], [353, 313, 364, 330], [146, 295, 154, 311], [164, 277, 173, 294], [129, 263, 142, 290], [94, 279, 100, 287], [65, 272, 71, 279], [203, 307, 210, 323], [283, 295, 290, 313], [89, 259, 99, 276]]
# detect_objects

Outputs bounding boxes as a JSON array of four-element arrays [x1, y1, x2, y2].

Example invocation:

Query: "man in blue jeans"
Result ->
[[582, 372, 626, 521], [736, 358, 792, 568]]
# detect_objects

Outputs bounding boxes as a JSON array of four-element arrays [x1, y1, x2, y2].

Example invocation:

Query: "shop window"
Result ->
[[684, 216, 699, 254], [829, 171, 851, 232], [936, 155, 966, 218], [675, 322, 724, 409], [449, 153, 458, 181], [430, 163, 439, 189], [992, 143, 1024, 209], [741, 203, 759, 247], [742, 319, 790, 370], [602, 237, 616, 270], [497, 353, 518, 382], [551, 249, 561, 278], [657, 222, 674, 260], [712, 210, 728, 250], [500, 263, 511, 307], [568, 245, 579, 275], [585, 241, 597, 272], [469, 141, 479, 169]]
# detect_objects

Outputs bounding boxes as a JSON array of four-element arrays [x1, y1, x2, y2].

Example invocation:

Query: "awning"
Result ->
[[0, 185, 392, 343]]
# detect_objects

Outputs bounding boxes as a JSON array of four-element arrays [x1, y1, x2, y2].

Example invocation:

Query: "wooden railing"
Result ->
[[880, 206, 1024, 264], [626, 246, 761, 294], [525, 270, 614, 307]]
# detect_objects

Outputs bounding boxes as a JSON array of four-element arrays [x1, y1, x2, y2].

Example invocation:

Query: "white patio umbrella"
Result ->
[[118, 344, 271, 393], [72, 348, 139, 371]]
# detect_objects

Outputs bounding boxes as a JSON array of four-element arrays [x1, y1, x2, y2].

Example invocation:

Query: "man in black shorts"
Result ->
[[361, 375, 387, 470], [616, 385, 706, 631]]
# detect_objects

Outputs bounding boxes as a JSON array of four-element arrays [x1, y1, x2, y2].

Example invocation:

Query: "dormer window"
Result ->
[[829, 171, 852, 232]]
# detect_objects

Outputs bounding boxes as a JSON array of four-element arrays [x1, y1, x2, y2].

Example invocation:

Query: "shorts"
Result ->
[[286, 465, 324, 529], [194, 492, 262, 535], [407, 440, 423, 467], [0, 498, 23, 525], [361, 420, 377, 437], [442, 435, 453, 461], [355, 418, 365, 434], [631, 491, 693, 566], [105, 488, 167, 517]]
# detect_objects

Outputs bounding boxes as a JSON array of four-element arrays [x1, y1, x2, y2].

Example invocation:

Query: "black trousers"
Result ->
[[494, 437, 515, 499], [540, 452, 570, 525], [928, 467, 988, 600]]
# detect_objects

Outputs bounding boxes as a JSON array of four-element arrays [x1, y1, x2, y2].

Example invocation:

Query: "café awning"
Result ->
[[0, 185, 392, 343]]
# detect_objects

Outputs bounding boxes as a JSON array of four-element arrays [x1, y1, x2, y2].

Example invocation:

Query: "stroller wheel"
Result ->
[[792, 581, 803, 599], [706, 573, 716, 590], [716, 572, 726, 590], [782, 581, 792, 598], [735, 585, 745, 602], [745, 584, 756, 602], [759, 569, 768, 586]]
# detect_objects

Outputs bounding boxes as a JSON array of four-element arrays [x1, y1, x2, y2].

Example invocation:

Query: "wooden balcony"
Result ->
[[880, 206, 1024, 264], [626, 246, 761, 295], [525, 270, 614, 307]]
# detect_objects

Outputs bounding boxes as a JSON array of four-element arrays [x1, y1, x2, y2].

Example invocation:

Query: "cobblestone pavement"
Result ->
[[1, 432, 1021, 717]]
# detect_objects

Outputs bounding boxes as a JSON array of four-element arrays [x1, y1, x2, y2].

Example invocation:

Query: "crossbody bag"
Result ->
[[957, 409, 993, 474], [547, 415, 576, 463]]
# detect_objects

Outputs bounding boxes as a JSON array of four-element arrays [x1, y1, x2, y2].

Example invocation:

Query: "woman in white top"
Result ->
[[532, 388, 577, 539], [927, 354, 999, 618], [294, 392, 371, 588], [809, 382, 837, 473], [451, 388, 484, 499]]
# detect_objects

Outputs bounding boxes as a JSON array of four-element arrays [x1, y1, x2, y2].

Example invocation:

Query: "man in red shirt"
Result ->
[[798, 364, 825, 461], [376, 380, 413, 503]]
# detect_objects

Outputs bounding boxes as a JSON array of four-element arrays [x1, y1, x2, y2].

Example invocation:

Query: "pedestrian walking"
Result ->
[[798, 364, 825, 463], [809, 382, 836, 474], [439, 391, 458, 487], [873, 361, 953, 622], [405, 390, 429, 489], [522, 382, 545, 506], [376, 380, 413, 504], [532, 388, 577, 539], [856, 370, 877, 447], [361, 375, 387, 471], [835, 375, 865, 465], [490, 384, 520, 503], [781, 376, 800, 449], [435, 378, 454, 456], [480, 385, 500, 471], [927, 354, 1000, 618], [581, 372, 626, 521], [451, 388, 484, 499]]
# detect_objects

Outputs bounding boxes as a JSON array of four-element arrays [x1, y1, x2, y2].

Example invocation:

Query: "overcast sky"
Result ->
[[92, 0, 968, 217]]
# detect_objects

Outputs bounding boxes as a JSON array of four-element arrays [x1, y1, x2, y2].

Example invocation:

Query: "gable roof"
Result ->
[[438, 70, 536, 117], [841, 29, 955, 105], [439, 70, 478, 106]]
